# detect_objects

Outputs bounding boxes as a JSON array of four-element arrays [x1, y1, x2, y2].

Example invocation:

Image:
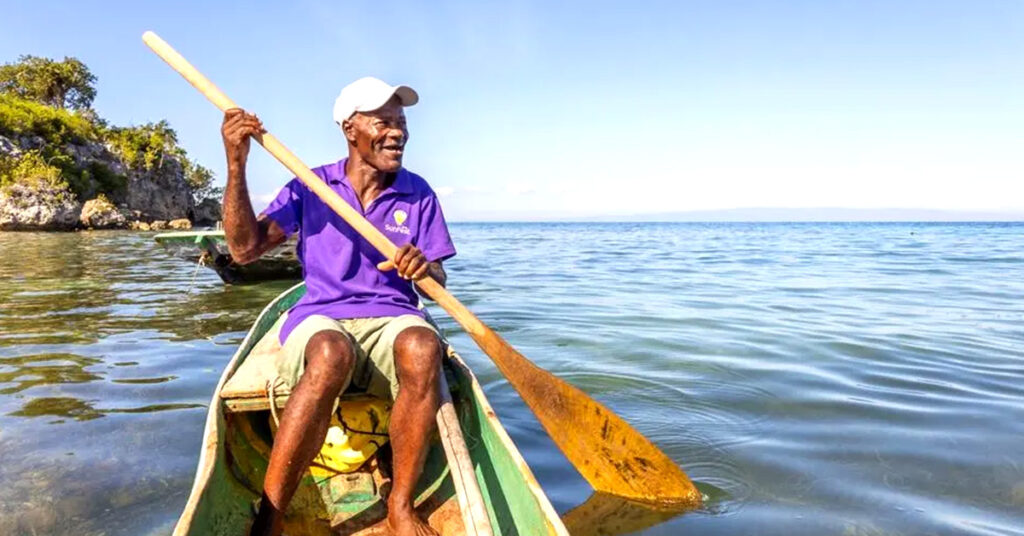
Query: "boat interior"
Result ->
[[218, 331, 464, 535]]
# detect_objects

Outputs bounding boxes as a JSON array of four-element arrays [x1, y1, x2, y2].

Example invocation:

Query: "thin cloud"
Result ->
[[251, 190, 282, 210], [504, 183, 538, 196]]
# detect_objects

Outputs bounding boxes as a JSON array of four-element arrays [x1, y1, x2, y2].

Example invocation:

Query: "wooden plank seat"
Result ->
[[220, 330, 294, 413]]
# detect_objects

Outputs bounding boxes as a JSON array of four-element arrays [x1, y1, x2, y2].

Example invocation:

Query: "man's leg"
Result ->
[[387, 326, 442, 536], [250, 330, 355, 536]]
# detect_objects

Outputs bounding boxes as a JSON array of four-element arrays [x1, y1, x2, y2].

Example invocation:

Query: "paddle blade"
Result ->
[[468, 324, 702, 507], [562, 492, 689, 536]]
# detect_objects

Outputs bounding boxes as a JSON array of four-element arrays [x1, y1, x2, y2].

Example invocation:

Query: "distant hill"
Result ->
[[598, 207, 1024, 222]]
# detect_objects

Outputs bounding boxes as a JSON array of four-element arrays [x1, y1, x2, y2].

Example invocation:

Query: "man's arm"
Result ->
[[221, 108, 287, 264], [424, 261, 446, 288], [415, 261, 446, 301]]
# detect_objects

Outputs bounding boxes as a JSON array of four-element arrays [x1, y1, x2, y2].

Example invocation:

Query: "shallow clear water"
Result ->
[[1, 223, 1023, 535]]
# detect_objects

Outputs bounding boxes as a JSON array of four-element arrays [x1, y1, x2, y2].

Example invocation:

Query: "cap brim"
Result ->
[[393, 85, 418, 106]]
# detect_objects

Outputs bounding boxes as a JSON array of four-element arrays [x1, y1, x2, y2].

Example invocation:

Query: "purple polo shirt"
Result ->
[[260, 158, 456, 344]]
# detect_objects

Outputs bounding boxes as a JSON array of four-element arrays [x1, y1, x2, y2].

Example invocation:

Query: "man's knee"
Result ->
[[303, 330, 355, 391], [394, 326, 441, 393]]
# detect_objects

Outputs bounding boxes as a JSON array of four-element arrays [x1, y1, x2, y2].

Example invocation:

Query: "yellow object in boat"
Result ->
[[270, 395, 391, 475]]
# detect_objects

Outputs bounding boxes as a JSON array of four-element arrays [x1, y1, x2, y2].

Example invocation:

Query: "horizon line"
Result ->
[[446, 206, 1024, 224], [448, 219, 1024, 223]]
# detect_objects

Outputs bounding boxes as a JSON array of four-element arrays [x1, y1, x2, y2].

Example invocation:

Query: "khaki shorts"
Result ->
[[272, 313, 438, 400]]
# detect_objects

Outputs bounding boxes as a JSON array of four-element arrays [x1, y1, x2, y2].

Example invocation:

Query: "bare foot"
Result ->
[[387, 502, 438, 536]]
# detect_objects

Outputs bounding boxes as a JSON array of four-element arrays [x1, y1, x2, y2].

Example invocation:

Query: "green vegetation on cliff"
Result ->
[[0, 55, 216, 205], [0, 92, 96, 142], [105, 120, 218, 201], [0, 150, 65, 192], [0, 94, 123, 199]]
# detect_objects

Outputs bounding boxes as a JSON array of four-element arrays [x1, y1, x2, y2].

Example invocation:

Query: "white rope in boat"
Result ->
[[266, 375, 285, 427]]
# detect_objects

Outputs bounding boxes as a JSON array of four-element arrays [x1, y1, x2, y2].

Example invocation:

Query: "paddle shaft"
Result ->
[[143, 31, 701, 506]]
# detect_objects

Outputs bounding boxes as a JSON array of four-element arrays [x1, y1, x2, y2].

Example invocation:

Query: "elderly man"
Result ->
[[221, 77, 454, 536]]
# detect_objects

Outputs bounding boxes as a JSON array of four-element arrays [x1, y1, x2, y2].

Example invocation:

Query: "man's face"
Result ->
[[343, 97, 408, 173]]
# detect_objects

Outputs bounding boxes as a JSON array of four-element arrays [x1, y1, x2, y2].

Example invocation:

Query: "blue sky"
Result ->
[[1, 1, 1021, 220]]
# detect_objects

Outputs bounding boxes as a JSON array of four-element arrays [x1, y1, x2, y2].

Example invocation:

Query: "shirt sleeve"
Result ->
[[259, 179, 303, 237], [416, 193, 456, 263]]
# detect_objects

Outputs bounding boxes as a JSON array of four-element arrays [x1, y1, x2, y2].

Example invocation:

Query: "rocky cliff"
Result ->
[[0, 131, 220, 231], [0, 92, 221, 231]]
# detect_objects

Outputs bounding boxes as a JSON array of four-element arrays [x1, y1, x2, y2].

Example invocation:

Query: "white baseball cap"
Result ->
[[332, 77, 419, 124]]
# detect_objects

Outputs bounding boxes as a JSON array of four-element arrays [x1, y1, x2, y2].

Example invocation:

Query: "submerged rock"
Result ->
[[0, 182, 81, 231], [79, 197, 127, 229], [1012, 481, 1024, 506]]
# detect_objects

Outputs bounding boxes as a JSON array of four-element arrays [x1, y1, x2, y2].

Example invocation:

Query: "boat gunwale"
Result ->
[[154, 230, 228, 241], [444, 350, 569, 535]]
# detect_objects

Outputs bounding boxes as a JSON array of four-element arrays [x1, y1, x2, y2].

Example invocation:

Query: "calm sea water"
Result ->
[[1, 223, 1023, 535]]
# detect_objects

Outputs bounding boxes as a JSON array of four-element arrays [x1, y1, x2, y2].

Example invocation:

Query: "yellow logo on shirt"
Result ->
[[387, 209, 411, 235]]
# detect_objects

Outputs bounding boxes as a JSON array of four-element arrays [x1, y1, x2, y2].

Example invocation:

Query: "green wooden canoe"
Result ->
[[174, 282, 568, 535], [154, 230, 302, 284]]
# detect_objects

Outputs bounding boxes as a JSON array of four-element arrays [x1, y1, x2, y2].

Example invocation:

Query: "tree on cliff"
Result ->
[[106, 120, 217, 202], [0, 55, 97, 111]]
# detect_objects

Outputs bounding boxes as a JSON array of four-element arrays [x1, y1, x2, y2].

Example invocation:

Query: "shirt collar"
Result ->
[[329, 158, 413, 195]]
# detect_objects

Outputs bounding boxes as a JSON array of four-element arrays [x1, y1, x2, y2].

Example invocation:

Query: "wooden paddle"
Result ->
[[562, 492, 689, 535], [142, 31, 701, 507]]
